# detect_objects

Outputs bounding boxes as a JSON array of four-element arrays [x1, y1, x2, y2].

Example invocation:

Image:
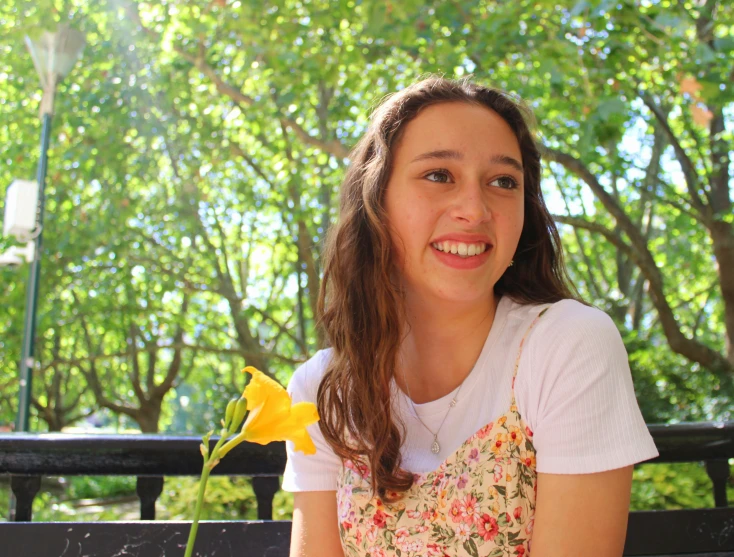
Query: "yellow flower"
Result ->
[[508, 425, 524, 446], [220, 366, 319, 457], [519, 452, 536, 468], [490, 432, 508, 456], [491, 501, 500, 515]]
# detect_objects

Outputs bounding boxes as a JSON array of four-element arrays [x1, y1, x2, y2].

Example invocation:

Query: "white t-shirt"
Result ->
[[282, 296, 659, 492]]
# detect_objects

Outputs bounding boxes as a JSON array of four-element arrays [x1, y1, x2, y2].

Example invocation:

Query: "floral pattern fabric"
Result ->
[[336, 308, 548, 557]]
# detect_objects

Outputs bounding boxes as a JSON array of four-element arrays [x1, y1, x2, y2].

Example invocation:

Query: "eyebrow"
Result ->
[[409, 149, 524, 173]]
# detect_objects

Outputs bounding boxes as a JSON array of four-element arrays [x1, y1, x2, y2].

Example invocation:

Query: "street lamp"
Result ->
[[14, 25, 85, 434]]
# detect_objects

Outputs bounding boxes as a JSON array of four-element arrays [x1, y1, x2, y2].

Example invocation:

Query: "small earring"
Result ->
[[509, 260, 514, 267]]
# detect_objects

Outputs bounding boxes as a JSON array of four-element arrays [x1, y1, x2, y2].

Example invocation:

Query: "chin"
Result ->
[[428, 285, 494, 305]]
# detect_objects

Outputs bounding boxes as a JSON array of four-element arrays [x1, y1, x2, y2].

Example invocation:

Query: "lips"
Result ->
[[431, 242, 492, 270]]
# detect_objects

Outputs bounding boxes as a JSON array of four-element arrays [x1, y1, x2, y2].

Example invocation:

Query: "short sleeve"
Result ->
[[526, 300, 659, 474], [281, 349, 343, 492]]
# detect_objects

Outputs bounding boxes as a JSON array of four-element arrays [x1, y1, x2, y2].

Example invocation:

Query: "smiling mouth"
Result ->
[[431, 241, 490, 259]]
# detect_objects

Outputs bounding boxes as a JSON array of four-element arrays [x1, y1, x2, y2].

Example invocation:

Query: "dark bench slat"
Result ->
[[0, 521, 291, 557], [0, 434, 287, 477], [624, 508, 734, 555], [1, 509, 733, 557]]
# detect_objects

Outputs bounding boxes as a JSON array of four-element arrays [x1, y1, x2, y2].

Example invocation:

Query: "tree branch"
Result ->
[[152, 293, 190, 399], [128, 323, 148, 404], [549, 187, 731, 374], [639, 93, 710, 218], [38, 342, 305, 373], [122, 1, 349, 159], [549, 163, 605, 299], [251, 306, 308, 355]]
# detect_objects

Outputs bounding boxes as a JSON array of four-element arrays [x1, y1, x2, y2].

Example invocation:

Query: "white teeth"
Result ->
[[431, 242, 488, 258]]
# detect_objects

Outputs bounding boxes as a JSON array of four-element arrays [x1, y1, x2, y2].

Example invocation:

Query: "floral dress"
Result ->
[[336, 309, 548, 557]]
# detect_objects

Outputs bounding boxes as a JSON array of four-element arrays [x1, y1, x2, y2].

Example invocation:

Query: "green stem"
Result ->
[[184, 433, 230, 557], [184, 461, 211, 557]]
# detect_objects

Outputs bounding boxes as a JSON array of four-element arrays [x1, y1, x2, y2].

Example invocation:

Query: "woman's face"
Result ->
[[384, 101, 525, 307]]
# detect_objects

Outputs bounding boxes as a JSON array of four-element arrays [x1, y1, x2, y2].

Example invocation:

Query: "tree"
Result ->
[[1, 0, 730, 434]]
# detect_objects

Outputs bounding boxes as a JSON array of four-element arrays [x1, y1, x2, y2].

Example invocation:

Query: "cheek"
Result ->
[[511, 202, 525, 236], [514, 213, 525, 238], [397, 198, 433, 240], [497, 204, 524, 245]]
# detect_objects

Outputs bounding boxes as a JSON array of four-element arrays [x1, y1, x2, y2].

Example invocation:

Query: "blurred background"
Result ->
[[0, 0, 732, 522]]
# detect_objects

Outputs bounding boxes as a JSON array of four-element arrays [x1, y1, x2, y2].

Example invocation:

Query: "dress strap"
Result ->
[[510, 306, 550, 408]]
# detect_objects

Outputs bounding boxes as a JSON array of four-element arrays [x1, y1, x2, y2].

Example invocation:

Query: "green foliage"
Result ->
[[273, 483, 295, 520], [158, 476, 258, 521], [631, 461, 734, 511], [0, 0, 731, 516], [0, 476, 138, 522], [626, 330, 734, 423], [65, 475, 137, 500], [0, 485, 7, 520]]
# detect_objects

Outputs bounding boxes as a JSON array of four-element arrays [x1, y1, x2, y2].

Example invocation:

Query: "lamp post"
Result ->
[[15, 25, 85, 434]]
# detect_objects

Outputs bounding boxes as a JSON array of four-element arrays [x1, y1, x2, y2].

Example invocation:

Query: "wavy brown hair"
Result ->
[[316, 76, 578, 503]]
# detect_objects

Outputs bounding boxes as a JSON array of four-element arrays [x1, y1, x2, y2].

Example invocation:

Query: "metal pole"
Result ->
[[15, 111, 53, 433]]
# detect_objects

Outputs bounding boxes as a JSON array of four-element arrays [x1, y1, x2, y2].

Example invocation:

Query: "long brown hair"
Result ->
[[317, 75, 577, 503]]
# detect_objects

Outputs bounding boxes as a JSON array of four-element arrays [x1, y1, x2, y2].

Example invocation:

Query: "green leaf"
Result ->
[[463, 537, 480, 557]]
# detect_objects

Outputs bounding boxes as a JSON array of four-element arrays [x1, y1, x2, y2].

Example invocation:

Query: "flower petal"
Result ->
[[240, 366, 320, 455]]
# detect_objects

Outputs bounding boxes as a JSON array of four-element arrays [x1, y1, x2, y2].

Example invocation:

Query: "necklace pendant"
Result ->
[[431, 437, 440, 454]]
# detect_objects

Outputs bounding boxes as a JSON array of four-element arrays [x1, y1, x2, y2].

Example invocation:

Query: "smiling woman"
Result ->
[[282, 76, 659, 557], [384, 102, 524, 294]]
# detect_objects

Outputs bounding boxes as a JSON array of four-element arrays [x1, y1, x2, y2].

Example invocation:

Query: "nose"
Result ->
[[448, 178, 491, 225]]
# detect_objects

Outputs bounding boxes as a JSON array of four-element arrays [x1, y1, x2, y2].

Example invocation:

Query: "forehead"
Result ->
[[393, 101, 522, 161]]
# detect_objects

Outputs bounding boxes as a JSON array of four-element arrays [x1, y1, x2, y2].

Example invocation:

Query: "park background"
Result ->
[[0, 0, 732, 522]]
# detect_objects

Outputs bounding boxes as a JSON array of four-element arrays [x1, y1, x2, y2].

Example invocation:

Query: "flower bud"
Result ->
[[230, 396, 248, 432], [224, 398, 237, 429]]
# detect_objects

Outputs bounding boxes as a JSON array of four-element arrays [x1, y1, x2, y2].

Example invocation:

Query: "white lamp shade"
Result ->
[[25, 24, 85, 87]]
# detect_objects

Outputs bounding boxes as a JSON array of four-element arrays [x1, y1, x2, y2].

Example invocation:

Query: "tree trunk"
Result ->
[[710, 219, 734, 363]]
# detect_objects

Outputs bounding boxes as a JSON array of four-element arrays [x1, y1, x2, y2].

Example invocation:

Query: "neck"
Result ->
[[396, 292, 499, 404]]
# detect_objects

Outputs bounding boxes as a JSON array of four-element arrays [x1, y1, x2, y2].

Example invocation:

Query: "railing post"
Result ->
[[9, 474, 42, 522], [252, 476, 280, 520], [705, 459, 730, 508], [136, 476, 164, 520]]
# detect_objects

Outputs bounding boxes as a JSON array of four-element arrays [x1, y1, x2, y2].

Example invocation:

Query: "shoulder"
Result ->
[[522, 299, 628, 373], [287, 348, 334, 402], [535, 299, 618, 344], [541, 299, 615, 331], [506, 298, 621, 356]]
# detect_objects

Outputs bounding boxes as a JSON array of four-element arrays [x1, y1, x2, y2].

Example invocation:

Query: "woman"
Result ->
[[282, 76, 658, 556]]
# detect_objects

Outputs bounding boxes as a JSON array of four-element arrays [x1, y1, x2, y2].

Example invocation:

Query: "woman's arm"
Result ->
[[530, 466, 634, 556], [290, 491, 345, 557]]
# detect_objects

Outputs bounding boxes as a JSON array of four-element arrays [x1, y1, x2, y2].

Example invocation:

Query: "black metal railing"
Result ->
[[0, 433, 286, 522], [0, 422, 733, 556]]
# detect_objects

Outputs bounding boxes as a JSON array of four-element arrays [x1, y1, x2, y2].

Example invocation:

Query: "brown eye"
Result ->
[[490, 176, 519, 189], [424, 170, 451, 183]]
